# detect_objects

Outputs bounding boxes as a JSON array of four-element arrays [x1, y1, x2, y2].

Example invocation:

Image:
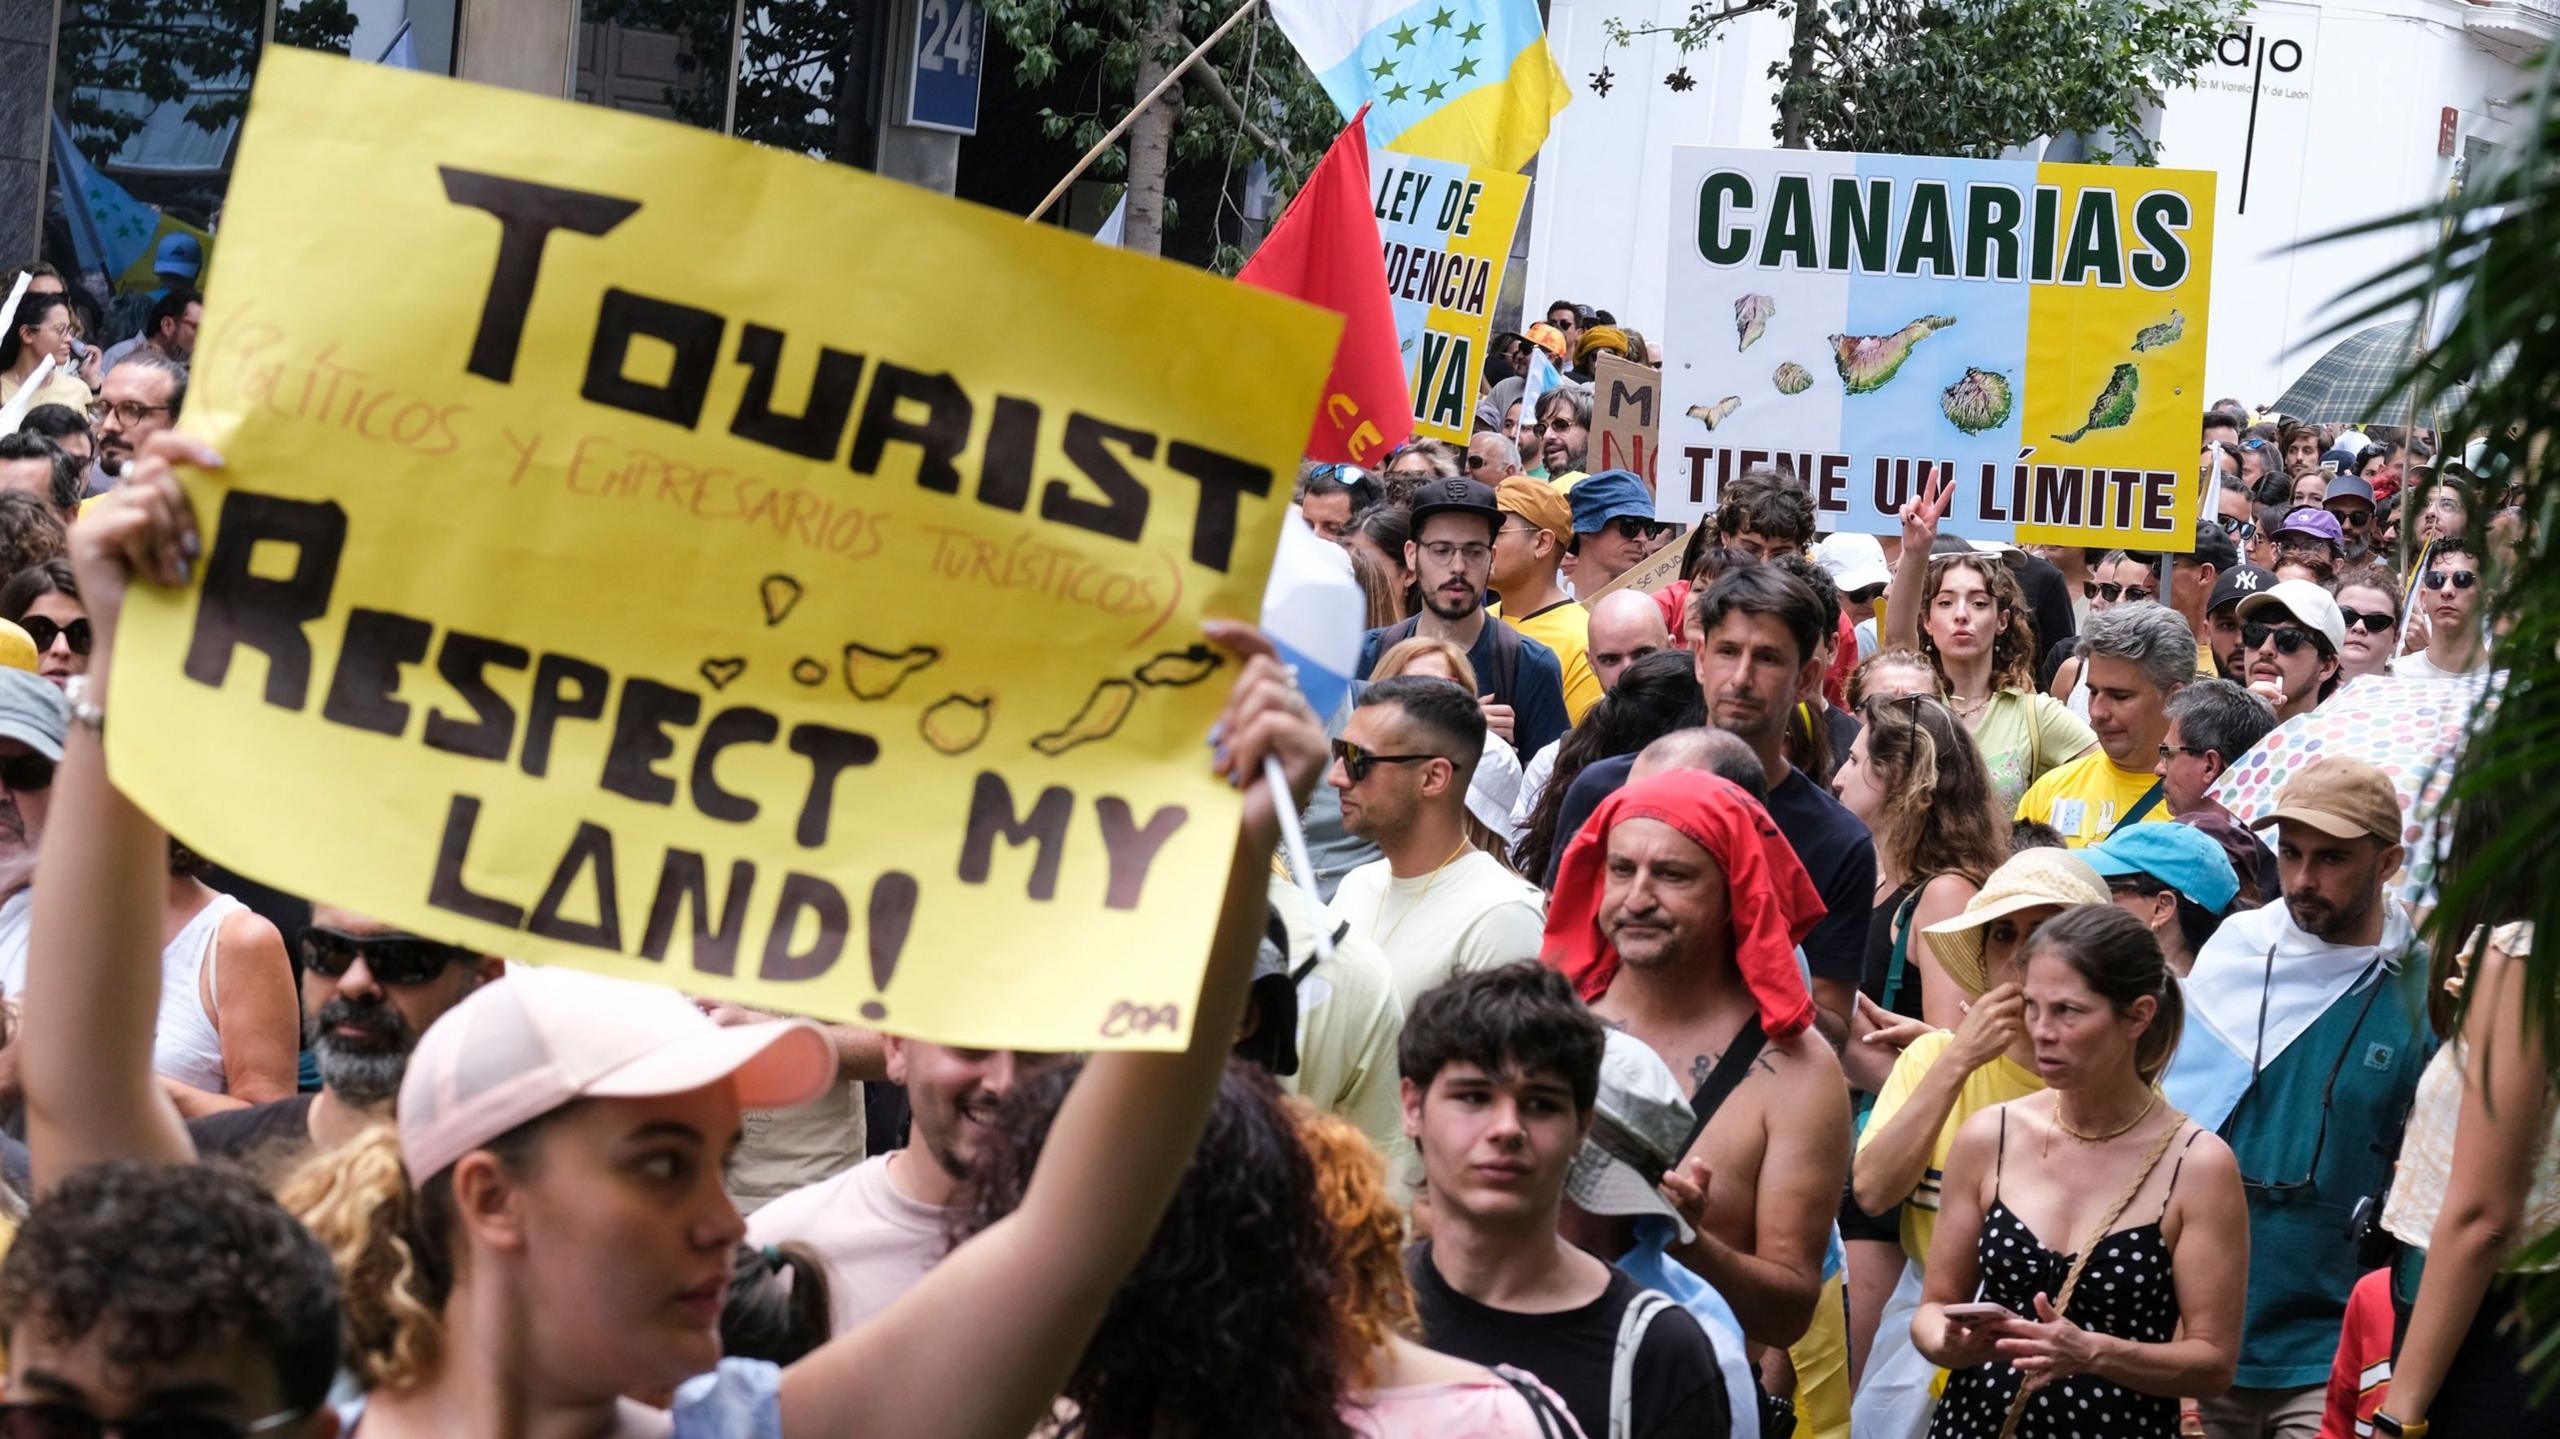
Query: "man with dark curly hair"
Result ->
[[0, 1160, 339, 1436]]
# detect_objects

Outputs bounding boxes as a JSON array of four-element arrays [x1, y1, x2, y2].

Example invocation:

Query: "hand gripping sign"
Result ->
[[108, 51, 1339, 1052]]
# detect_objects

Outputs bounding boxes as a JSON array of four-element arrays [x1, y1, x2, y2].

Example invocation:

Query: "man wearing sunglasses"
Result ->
[[1324, 677, 1546, 1011], [2396, 537, 2491, 681], [1354, 477, 1571, 760], [0, 1160, 341, 1439], [1465, 430, 1522, 483], [2320, 474, 2377, 563], [2235, 581, 2345, 724], [2165, 761, 2435, 1439], [183, 911, 503, 1165], [1566, 469, 1663, 596]]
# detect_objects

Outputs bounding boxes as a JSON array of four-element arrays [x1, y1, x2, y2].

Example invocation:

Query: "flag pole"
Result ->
[[1026, 0, 1262, 225]]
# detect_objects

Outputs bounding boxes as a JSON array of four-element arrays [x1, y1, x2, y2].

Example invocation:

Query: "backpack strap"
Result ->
[[1490, 614, 1524, 701], [1490, 1365, 1580, 1439], [1610, 1288, 1676, 1439]]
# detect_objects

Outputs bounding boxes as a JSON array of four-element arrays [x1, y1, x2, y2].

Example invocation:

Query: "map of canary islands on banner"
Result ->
[[1659, 148, 2216, 550], [107, 50, 1340, 1052]]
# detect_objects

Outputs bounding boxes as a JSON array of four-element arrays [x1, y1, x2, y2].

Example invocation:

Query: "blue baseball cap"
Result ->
[[2085, 822, 2240, 914], [152, 231, 202, 278], [1569, 469, 1655, 533]]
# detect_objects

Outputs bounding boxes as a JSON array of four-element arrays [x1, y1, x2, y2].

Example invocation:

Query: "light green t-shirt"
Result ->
[[1969, 690, 2095, 811]]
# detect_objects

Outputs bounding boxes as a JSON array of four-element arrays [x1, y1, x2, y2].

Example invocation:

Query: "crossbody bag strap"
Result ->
[[1491, 614, 1524, 701], [1992, 1118, 2189, 1439], [1679, 1015, 1767, 1159]]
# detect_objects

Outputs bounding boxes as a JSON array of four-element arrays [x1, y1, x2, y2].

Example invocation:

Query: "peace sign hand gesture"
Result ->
[[1898, 463, 1956, 557]]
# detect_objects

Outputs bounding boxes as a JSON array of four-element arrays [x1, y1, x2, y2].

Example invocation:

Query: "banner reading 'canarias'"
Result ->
[[1658, 148, 2216, 550], [107, 50, 1339, 1052]]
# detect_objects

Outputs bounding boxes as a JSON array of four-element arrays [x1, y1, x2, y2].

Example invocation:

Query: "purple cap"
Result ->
[[2274, 506, 2345, 547]]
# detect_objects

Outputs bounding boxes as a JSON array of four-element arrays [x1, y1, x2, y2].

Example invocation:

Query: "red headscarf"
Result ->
[[1541, 769, 1828, 1040]]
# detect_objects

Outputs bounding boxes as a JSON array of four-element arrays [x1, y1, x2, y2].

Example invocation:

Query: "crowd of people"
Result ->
[[0, 259, 2544, 1439]]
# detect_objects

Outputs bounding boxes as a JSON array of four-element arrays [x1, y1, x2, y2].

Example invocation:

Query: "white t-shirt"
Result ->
[[747, 1152, 951, 1335], [1328, 850, 1547, 1011], [2392, 646, 2490, 681], [1269, 879, 1410, 1181]]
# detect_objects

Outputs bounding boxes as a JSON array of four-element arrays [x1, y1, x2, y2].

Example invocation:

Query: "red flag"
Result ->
[[1238, 108, 1412, 466]]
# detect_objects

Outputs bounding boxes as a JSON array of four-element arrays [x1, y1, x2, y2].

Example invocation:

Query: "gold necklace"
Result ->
[[1376, 837, 1474, 948], [2054, 1090, 2159, 1144]]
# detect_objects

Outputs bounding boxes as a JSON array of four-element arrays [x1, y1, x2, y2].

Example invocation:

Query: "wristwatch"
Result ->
[[2373, 1413, 2429, 1438], [63, 674, 103, 737]]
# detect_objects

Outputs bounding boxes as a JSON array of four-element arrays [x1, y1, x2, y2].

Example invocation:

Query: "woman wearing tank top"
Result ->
[[1914, 906, 2247, 1438]]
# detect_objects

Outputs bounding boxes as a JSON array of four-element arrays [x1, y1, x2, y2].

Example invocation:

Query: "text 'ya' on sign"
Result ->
[[1371, 150, 1527, 445], [1658, 148, 2216, 551], [110, 49, 1340, 1052]]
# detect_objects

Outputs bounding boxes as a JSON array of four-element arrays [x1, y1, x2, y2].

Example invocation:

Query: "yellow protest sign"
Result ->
[[1372, 150, 1528, 444], [107, 50, 1339, 1052]]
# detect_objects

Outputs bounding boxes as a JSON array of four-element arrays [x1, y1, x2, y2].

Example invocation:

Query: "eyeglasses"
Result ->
[[1464, 454, 1488, 471], [1330, 738, 1440, 783], [2331, 507, 2371, 529], [2217, 514, 2257, 541], [0, 752, 53, 793], [19, 616, 89, 655], [2338, 607, 2396, 635], [2157, 743, 2211, 762], [2421, 569, 2479, 591], [1602, 517, 1668, 543], [2243, 622, 2321, 655], [2087, 582, 2152, 603], [86, 400, 173, 426], [0, 1402, 310, 1439], [1494, 523, 1543, 541], [298, 926, 480, 985], [1416, 541, 1493, 566]]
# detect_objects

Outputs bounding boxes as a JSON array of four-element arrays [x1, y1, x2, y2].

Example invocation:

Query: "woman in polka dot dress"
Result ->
[[1908, 906, 2250, 1438]]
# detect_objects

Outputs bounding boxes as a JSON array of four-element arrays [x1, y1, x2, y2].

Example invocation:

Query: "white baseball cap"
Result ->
[[398, 966, 836, 1181], [2238, 579, 2347, 655]]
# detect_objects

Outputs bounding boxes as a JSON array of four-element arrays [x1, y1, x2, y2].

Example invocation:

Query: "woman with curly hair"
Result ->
[[1883, 477, 2094, 808], [1511, 650, 1703, 884], [953, 1059, 1582, 1439]]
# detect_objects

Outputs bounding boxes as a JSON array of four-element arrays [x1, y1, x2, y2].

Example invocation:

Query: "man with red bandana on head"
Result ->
[[1544, 769, 1854, 1432]]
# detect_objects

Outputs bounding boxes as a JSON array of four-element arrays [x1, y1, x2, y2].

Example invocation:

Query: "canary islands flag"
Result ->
[[1270, 0, 1568, 175]]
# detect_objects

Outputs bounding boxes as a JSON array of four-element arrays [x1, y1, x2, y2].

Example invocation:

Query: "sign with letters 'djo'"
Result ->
[[109, 51, 1338, 1052], [1659, 147, 2217, 550]]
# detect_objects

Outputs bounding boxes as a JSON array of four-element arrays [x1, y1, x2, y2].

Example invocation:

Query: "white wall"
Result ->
[[1527, 0, 2538, 404]]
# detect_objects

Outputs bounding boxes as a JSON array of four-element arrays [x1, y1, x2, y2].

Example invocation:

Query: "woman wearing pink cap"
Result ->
[[24, 431, 1334, 1439]]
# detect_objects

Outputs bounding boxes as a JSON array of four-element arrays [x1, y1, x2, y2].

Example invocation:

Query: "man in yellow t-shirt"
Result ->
[[1486, 477, 1600, 721], [2015, 602, 2189, 848]]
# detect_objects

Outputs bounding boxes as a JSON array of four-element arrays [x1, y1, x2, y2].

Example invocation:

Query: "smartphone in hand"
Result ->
[[1942, 1301, 2020, 1328]]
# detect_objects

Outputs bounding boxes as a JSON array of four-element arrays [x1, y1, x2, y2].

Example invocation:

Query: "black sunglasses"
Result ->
[[1603, 516, 1668, 543], [0, 752, 53, 793], [2087, 582, 2152, 603], [18, 616, 89, 655], [2421, 569, 2479, 591], [1330, 738, 1440, 783], [2338, 607, 2396, 634], [298, 926, 479, 985], [2217, 514, 2258, 541], [1463, 454, 1488, 470], [0, 1403, 309, 1439], [2243, 622, 2322, 655]]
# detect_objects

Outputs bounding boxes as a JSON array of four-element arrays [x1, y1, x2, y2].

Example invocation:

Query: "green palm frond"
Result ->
[[2309, 40, 2560, 1390]]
